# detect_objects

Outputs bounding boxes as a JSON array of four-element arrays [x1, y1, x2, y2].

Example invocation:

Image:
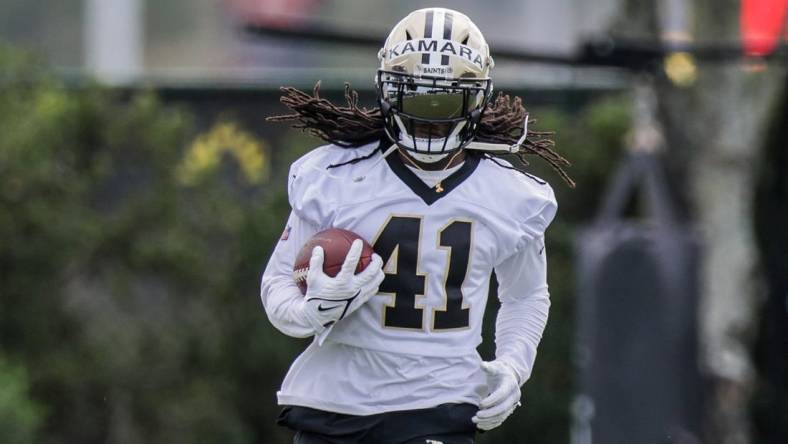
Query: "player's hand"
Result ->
[[472, 360, 522, 431], [301, 239, 384, 332]]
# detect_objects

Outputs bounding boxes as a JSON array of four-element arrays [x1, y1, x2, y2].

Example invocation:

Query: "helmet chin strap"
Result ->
[[465, 114, 530, 154]]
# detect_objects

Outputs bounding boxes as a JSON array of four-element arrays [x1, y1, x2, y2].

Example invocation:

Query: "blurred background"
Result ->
[[0, 0, 786, 443]]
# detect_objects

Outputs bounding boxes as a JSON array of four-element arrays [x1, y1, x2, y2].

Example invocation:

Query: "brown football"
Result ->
[[293, 228, 374, 295]]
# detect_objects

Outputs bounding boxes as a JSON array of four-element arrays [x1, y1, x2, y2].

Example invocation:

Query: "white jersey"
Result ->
[[261, 141, 557, 415]]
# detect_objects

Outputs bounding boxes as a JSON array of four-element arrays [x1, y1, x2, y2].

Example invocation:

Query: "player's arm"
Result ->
[[260, 211, 321, 338], [260, 157, 335, 339], [473, 235, 551, 430], [492, 234, 551, 384]]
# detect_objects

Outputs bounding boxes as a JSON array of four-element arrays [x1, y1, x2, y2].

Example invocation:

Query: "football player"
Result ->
[[261, 7, 572, 444]]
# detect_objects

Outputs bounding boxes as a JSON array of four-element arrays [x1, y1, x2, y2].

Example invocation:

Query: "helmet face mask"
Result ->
[[377, 69, 492, 157], [376, 8, 494, 161]]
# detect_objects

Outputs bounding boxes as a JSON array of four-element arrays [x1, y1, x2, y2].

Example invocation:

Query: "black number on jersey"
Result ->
[[433, 220, 472, 330], [373, 216, 472, 331], [373, 216, 425, 329]]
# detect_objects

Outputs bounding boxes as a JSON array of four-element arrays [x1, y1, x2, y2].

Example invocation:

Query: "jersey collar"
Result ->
[[385, 149, 480, 205]]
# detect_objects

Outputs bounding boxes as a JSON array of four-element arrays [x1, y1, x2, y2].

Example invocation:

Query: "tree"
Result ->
[[0, 356, 43, 444], [0, 44, 302, 443]]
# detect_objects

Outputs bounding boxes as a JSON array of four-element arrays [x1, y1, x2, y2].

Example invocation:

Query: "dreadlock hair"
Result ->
[[266, 82, 575, 188]]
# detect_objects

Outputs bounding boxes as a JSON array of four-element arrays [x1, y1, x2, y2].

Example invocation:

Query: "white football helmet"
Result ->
[[376, 8, 495, 162]]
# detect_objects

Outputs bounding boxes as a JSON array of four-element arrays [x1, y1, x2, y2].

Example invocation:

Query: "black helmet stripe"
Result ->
[[422, 10, 434, 64], [424, 10, 434, 37], [441, 12, 453, 65], [443, 12, 453, 39]]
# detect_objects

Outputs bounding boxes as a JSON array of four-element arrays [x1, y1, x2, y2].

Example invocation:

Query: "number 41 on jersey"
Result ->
[[373, 215, 472, 331]]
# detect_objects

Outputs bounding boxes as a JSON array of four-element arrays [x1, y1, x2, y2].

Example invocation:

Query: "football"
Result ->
[[293, 228, 374, 295]]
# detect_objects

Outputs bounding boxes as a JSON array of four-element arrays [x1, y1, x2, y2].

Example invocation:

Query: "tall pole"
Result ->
[[84, 0, 143, 85]]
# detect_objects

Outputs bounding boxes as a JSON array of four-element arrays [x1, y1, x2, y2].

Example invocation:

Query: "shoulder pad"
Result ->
[[287, 142, 380, 227], [480, 156, 558, 241]]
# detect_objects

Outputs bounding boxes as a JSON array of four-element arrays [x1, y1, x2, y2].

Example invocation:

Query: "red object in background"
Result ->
[[741, 0, 788, 56], [226, 0, 322, 27]]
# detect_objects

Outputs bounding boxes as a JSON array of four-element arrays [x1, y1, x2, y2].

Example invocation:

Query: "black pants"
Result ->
[[278, 404, 477, 444]]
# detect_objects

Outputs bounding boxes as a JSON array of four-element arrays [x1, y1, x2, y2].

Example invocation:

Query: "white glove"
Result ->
[[300, 239, 384, 334], [472, 360, 522, 431]]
